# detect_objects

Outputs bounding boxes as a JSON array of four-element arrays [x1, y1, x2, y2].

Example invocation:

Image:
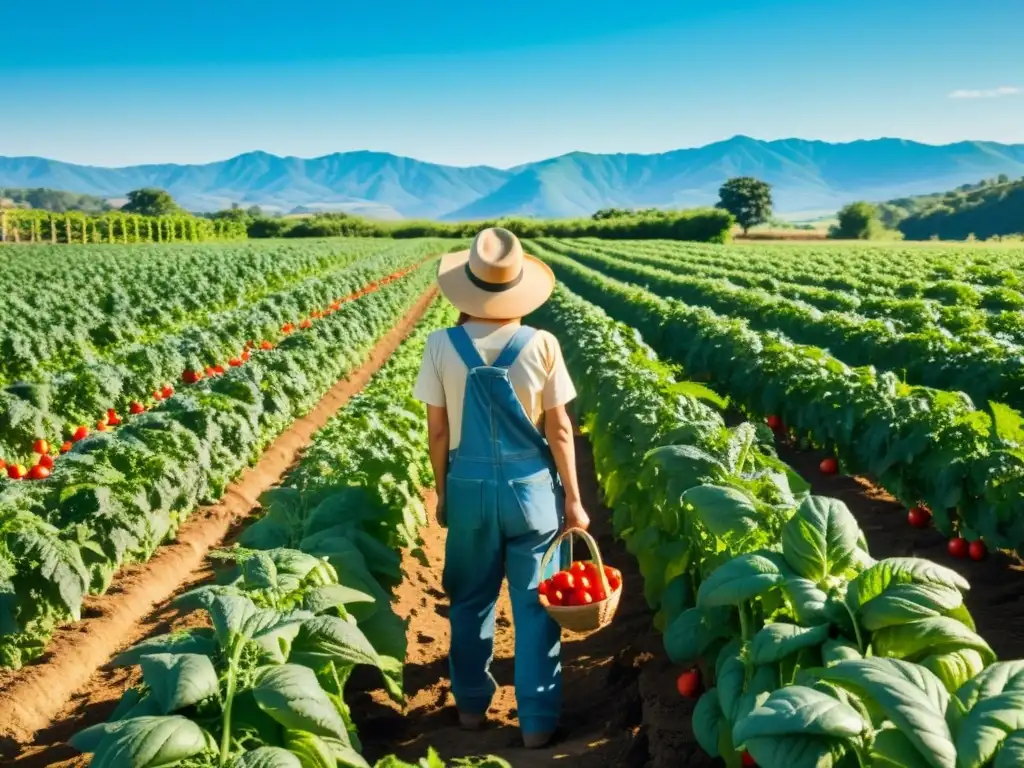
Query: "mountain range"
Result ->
[[3, 136, 1024, 220]]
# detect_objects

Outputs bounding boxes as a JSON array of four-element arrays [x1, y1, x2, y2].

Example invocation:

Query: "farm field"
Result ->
[[1, 237, 1024, 768]]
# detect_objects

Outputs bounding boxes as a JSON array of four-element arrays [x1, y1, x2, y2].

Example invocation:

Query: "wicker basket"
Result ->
[[540, 527, 622, 634]]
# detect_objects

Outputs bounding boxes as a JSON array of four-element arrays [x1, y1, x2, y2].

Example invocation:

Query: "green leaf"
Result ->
[[749, 623, 830, 666], [231, 747, 303, 768], [715, 640, 745, 722], [733, 685, 867, 741], [692, 688, 724, 758], [858, 582, 964, 632], [870, 725, 935, 768], [815, 657, 956, 768], [848, 558, 968, 613], [302, 584, 375, 615], [682, 485, 761, 542], [84, 715, 214, 768], [781, 496, 860, 582], [821, 638, 862, 665], [919, 649, 987, 693], [111, 629, 217, 668], [290, 615, 382, 671], [870, 616, 995, 666], [782, 578, 829, 624], [253, 664, 347, 739], [138, 653, 220, 713], [697, 552, 789, 608], [283, 730, 340, 768], [663, 606, 734, 665], [744, 735, 850, 768]]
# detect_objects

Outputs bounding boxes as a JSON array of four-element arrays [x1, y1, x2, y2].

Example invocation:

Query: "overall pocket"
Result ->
[[507, 468, 562, 537], [445, 476, 487, 530]]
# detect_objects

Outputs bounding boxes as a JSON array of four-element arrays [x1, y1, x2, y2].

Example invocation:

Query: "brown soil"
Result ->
[[0, 286, 440, 759], [347, 434, 709, 768]]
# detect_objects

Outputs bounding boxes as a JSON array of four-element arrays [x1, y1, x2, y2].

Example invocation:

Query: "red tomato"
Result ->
[[260, 340, 273, 350], [107, 411, 122, 426], [948, 537, 969, 558], [589, 584, 608, 602], [96, 420, 107, 432], [152, 389, 164, 400], [7, 463, 27, 480], [72, 425, 89, 442], [161, 385, 174, 399], [766, 415, 783, 431], [548, 589, 564, 607], [299, 319, 313, 329], [60, 441, 73, 453], [819, 457, 839, 475], [907, 506, 931, 529], [564, 589, 591, 607], [28, 464, 50, 480], [213, 365, 225, 375], [129, 401, 145, 415], [228, 357, 243, 367], [282, 323, 295, 334], [576, 575, 592, 592], [182, 369, 202, 384], [551, 571, 575, 592], [0, 458, 5, 470], [38, 454, 55, 469], [538, 580, 550, 597], [969, 540, 988, 561], [741, 752, 758, 767], [676, 668, 702, 698], [570, 561, 588, 576], [241, 349, 251, 361], [32, 439, 50, 455]]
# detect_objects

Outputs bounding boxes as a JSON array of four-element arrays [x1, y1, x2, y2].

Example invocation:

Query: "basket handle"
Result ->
[[540, 527, 612, 596]]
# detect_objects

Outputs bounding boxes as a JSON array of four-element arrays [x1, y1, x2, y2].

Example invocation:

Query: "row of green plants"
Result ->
[[547, 238, 1024, 344], [529, 283, 1023, 768], [527, 242, 1024, 557], [0, 208, 247, 244], [69, 298, 511, 767], [537, 240, 1024, 414], [0, 241, 446, 463], [0, 261, 437, 668], [0, 239, 448, 385]]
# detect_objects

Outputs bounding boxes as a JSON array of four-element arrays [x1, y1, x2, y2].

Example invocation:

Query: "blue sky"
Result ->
[[3, 0, 1023, 168]]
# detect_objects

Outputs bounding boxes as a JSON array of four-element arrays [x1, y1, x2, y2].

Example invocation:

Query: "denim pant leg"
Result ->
[[442, 481, 503, 715], [503, 473, 564, 734]]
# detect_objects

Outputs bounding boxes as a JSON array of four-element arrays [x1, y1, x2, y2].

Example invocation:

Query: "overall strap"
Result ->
[[493, 326, 538, 369], [446, 326, 487, 369]]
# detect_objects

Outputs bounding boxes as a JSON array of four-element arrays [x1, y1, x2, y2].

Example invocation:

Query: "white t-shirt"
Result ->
[[412, 321, 577, 450]]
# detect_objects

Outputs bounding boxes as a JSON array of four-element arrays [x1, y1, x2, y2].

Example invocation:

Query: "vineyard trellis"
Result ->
[[0, 208, 247, 244]]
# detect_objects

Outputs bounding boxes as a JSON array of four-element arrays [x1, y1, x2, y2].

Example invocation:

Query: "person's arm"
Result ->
[[544, 404, 590, 531], [427, 405, 450, 525]]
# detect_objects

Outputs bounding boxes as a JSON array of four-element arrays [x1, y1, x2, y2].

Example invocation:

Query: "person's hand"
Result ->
[[564, 498, 590, 531], [435, 492, 447, 528]]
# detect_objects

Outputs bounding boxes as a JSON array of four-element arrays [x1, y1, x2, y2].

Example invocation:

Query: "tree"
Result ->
[[717, 177, 773, 234], [829, 201, 884, 239], [121, 188, 180, 216]]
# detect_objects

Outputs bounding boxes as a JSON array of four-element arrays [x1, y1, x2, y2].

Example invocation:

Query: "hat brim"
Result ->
[[436, 249, 555, 320]]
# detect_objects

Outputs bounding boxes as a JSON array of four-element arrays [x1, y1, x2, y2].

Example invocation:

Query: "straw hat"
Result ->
[[437, 228, 555, 320]]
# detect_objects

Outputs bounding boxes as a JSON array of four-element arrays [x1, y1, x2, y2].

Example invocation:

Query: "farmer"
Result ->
[[413, 227, 590, 749]]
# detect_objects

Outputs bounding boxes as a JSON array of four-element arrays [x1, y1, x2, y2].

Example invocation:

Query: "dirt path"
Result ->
[[348, 434, 709, 768], [0, 287, 440, 761]]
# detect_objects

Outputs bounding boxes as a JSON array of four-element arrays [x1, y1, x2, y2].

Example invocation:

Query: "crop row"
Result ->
[[0, 239, 451, 466], [529, 282, 1023, 768], [558, 237, 1024, 297], [538, 239, 1024, 414], [0, 238, 450, 385], [528, 242, 1024, 555], [68, 297, 511, 767], [0, 260, 437, 668], [545, 238, 1024, 345]]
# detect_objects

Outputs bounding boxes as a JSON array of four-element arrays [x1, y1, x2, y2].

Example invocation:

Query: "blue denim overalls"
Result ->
[[442, 324, 565, 737]]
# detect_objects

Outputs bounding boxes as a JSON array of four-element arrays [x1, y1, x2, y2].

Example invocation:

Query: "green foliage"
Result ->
[[717, 177, 773, 234], [0, 186, 112, 214], [528, 240, 1024, 554], [876, 175, 1024, 240], [237, 208, 734, 244], [0, 245, 447, 666], [829, 201, 899, 240], [122, 188, 181, 217]]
